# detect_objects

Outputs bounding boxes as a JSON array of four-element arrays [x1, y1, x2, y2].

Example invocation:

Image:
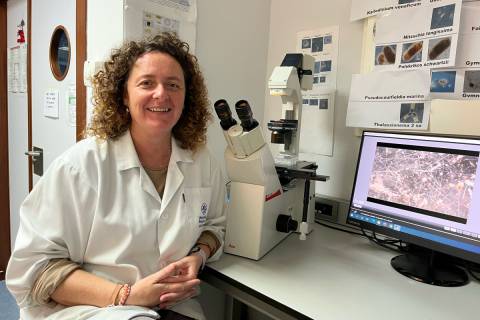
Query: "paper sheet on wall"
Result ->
[[297, 26, 339, 157], [346, 70, 431, 130], [44, 90, 59, 119], [124, 0, 197, 52], [350, 0, 428, 22], [374, 0, 462, 71], [430, 4, 480, 99], [8, 44, 27, 93], [67, 84, 76, 126]]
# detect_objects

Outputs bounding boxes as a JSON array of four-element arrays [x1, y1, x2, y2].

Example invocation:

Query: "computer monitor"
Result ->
[[348, 131, 480, 287]]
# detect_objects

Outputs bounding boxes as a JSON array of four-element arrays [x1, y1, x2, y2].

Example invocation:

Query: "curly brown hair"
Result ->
[[87, 33, 211, 151]]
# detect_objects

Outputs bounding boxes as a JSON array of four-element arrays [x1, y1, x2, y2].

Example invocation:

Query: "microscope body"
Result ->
[[214, 53, 329, 260], [223, 128, 289, 259], [267, 53, 328, 239]]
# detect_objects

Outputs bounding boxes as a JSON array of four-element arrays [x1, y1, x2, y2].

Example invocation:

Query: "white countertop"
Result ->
[[207, 223, 480, 319]]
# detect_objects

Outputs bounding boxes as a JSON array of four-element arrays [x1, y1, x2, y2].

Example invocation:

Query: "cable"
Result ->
[[361, 228, 406, 253], [315, 220, 406, 252], [467, 268, 480, 282]]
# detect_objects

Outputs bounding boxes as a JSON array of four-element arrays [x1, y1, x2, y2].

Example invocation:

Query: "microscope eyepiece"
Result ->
[[235, 100, 259, 132], [214, 99, 237, 131]]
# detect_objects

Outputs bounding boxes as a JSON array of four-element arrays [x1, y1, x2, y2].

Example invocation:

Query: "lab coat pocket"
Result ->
[[183, 187, 212, 228]]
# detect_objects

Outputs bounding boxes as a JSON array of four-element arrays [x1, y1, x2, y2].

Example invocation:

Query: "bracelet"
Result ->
[[118, 284, 131, 306], [195, 241, 214, 258], [107, 284, 122, 307]]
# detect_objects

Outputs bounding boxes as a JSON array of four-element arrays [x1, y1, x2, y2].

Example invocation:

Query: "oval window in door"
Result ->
[[49, 26, 70, 81]]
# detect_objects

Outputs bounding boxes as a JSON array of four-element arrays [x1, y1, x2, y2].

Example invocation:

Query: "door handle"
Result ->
[[24, 151, 42, 157], [25, 147, 44, 176]]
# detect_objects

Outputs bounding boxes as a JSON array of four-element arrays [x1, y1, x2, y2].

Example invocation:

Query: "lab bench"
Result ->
[[201, 223, 480, 320]]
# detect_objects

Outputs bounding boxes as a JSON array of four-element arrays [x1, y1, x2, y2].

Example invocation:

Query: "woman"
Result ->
[[6, 33, 226, 320]]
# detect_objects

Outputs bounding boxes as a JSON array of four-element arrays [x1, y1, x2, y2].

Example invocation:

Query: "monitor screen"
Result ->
[[348, 131, 480, 285]]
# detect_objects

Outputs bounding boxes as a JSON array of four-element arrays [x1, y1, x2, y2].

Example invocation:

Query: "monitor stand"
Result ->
[[391, 250, 469, 287]]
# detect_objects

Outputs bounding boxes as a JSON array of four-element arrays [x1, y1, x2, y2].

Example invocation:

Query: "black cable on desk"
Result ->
[[315, 220, 405, 253], [467, 268, 480, 282]]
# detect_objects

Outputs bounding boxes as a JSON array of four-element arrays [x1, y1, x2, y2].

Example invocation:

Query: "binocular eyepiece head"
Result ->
[[214, 99, 259, 132], [235, 100, 259, 132], [214, 99, 237, 131]]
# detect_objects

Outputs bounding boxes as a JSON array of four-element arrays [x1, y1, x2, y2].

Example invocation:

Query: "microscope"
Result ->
[[214, 54, 328, 260]]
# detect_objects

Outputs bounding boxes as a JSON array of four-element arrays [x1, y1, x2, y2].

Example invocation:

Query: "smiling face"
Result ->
[[124, 51, 186, 142]]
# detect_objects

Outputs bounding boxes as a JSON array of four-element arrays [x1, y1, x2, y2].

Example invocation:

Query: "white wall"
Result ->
[[7, 0, 28, 249], [264, 0, 364, 200], [87, 0, 272, 169], [86, 0, 125, 124], [196, 0, 272, 165]]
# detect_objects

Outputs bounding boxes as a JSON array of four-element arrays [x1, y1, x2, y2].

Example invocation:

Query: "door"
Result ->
[[30, 0, 77, 184], [3, 0, 86, 276]]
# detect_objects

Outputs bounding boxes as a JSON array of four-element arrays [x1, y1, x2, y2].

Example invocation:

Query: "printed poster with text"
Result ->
[[430, 4, 480, 100], [346, 70, 431, 130], [297, 26, 339, 157], [124, 0, 197, 52], [350, 0, 428, 22], [374, 0, 462, 71]]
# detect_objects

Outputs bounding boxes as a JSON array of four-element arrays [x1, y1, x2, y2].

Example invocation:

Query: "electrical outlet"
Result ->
[[314, 196, 351, 225], [314, 197, 339, 222]]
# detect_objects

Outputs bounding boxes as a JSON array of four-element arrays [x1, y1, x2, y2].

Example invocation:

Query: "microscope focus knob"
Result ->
[[276, 214, 298, 233]]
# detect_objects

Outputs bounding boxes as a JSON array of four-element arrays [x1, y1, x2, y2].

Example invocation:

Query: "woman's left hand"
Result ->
[[157, 255, 204, 308]]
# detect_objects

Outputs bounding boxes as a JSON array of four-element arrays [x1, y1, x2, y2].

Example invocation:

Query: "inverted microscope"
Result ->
[[214, 54, 329, 260]]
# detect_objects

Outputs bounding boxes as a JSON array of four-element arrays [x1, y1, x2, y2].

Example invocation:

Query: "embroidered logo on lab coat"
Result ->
[[199, 202, 208, 225]]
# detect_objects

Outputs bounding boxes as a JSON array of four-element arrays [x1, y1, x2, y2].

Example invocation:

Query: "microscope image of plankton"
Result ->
[[400, 103, 424, 123], [430, 4, 455, 30], [375, 45, 396, 65], [401, 41, 423, 63], [368, 146, 478, 220], [431, 71, 456, 93], [428, 37, 451, 60], [463, 71, 480, 93]]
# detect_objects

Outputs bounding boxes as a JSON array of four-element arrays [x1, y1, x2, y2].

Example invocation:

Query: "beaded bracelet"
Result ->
[[118, 284, 131, 306]]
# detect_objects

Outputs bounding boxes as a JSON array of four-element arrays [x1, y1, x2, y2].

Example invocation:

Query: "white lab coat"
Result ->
[[6, 130, 226, 320]]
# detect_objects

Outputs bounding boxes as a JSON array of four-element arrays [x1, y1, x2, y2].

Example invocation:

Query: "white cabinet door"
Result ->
[[31, 0, 76, 184]]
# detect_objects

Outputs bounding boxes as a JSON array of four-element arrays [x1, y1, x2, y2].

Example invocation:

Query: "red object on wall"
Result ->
[[17, 19, 25, 43]]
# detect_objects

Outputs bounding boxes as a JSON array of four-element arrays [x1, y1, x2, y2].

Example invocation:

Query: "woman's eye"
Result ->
[[139, 80, 153, 87], [167, 82, 181, 90]]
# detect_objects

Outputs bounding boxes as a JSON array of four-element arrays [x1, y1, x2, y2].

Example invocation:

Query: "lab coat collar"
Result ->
[[114, 130, 143, 171], [170, 137, 194, 164], [162, 136, 194, 211], [113, 130, 194, 210], [113, 130, 194, 172]]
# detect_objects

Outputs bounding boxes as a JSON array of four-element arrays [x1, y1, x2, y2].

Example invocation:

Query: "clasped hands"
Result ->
[[126, 254, 203, 309]]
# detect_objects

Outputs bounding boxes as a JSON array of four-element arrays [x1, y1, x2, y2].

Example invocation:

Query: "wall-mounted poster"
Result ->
[[430, 4, 480, 100], [347, 70, 431, 130], [124, 0, 197, 52], [374, 0, 462, 71], [350, 0, 428, 22], [297, 26, 339, 156]]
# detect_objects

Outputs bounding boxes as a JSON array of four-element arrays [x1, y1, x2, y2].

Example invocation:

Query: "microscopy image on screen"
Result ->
[[367, 144, 478, 223]]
